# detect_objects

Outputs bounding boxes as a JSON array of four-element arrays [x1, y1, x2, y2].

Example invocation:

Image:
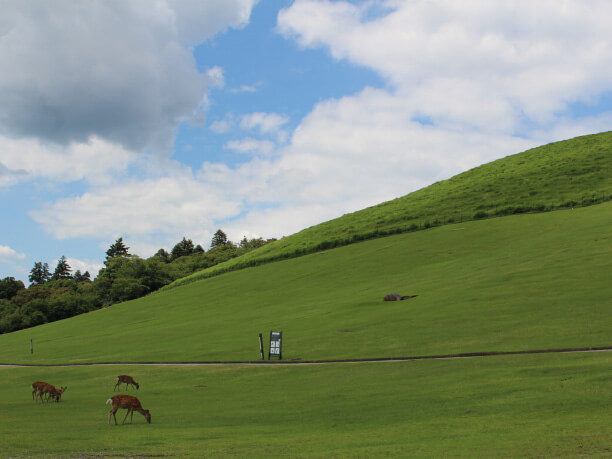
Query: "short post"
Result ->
[[30, 339, 33, 354], [258, 333, 264, 360]]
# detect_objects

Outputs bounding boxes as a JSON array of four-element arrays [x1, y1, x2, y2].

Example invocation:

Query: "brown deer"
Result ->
[[32, 381, 47, 401], [31, 381, 67, 402], [114, 374, 139, 391], [46, 386, 67, 402], [106, 395, 151, 425]]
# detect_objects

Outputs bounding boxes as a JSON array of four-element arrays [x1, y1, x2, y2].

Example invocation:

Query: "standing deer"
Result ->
[[114, 375, 139, 391], [106, 395, 151, 425]]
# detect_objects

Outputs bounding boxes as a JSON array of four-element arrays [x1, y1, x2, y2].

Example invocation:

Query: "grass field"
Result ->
[[0, 201, 610, 365], [2, 352, 611, 458]]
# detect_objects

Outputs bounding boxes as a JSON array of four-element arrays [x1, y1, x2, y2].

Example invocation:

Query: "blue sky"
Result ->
[[1, 0, 612, 284]]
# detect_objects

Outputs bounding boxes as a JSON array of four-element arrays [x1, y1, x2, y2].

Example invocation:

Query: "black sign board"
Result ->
[[269, 330, 282, 360]]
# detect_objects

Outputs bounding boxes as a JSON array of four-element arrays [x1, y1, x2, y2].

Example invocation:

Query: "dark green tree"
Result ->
[[154, 248, 170, 262], [211, 229, 228, 249], [171, 237, 194, 260], [52, 255, 72, 280], [105, 237, 130, 262], [193, 244, 205, 254], [0, 277, 25, 300], [29, 262, 51, 285], [239, 236, 266, 249], [73, 270, 91, 282]]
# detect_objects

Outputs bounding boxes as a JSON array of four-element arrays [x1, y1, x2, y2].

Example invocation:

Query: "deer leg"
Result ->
[[109, 407, 118, 425], [122, 408, 130, 424], [131, 410, 134, 424]]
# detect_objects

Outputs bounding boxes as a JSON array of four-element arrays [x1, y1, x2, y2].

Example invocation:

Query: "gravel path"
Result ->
[[2, 346, 611, 367]]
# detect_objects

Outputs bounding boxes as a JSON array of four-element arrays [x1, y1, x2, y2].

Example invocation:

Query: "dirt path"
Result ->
[[2, 346, 612, 367]]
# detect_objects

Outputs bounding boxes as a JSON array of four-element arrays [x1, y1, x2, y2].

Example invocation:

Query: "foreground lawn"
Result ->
[[1, 352, 611, 458], [1, 203, 611, 364]]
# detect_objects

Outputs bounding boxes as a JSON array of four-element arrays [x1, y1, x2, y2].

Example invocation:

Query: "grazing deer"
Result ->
[[114, 375, 139, 391], [32, 381, 47, 402], [46, 386, 67, 402], [31, 382, 67, 402], [106, 395, 151, 425]]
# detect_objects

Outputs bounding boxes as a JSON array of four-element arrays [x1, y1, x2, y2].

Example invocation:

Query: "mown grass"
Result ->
[[173, 131, 612, 287], [0, 201, 610, 364], [2, 352, 611, 458]]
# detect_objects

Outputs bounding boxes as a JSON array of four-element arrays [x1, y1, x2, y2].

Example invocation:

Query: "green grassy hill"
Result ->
[[174, 131, 612, 287], [0, 200, 610, 364]]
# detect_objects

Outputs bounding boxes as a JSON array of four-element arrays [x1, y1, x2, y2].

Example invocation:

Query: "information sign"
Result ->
[[269, 330, 282, 360]]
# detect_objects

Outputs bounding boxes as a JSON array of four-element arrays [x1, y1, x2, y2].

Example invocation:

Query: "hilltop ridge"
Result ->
[[173, 131, 612, 288]]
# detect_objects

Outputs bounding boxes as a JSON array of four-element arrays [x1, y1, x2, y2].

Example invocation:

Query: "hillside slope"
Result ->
[[1, 201, 610, 364], [175, 131, 612, 287]]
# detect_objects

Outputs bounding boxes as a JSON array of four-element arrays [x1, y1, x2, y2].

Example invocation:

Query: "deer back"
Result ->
[[112, 394, 143, 409]]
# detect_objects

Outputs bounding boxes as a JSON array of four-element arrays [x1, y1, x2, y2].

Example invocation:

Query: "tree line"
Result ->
[[0, 230, 274, 334]]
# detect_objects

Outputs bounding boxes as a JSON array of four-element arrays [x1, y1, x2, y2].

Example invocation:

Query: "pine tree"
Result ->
[[105, 237, 130, 261], [29, 262, 51, 285], [73, 270, 92, 282], [211, 229, 228, 249], [171, 237, 194, 260], [52, 255, 72, 280]]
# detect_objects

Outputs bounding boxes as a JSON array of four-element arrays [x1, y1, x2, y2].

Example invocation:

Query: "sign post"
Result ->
[[258, 333, 264, 360], [268, 330, 282, 360]]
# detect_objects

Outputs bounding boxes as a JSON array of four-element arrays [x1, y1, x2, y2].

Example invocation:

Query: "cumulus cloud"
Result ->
[[67, 257, 104, 279], [0, 161, 28, 188], [31, 171, 241, 242], [224, 138, 276, 156], [240, 112, 289, 135], [0, 0, 257, 156], [0, 135, 138, 186], [0, 245, 26, 261], [278, 0, 612, 133], [209, 119, 232, 134]]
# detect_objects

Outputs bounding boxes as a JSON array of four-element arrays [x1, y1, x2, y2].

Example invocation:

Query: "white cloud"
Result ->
[[67, 257, 104, 279], [224, 138, 276, 156], [278, 0, 612, 132], [205, 66, 226, 88], [209, 119, 233, 134], [31, 171, 242, 243], [172, 0, 259, 47], [0, 245, 26, 261], [231, 84, 259, 93], [240, 112, 289, 135], [0, 135, 138, 186], [0, 0, 257, 156]]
